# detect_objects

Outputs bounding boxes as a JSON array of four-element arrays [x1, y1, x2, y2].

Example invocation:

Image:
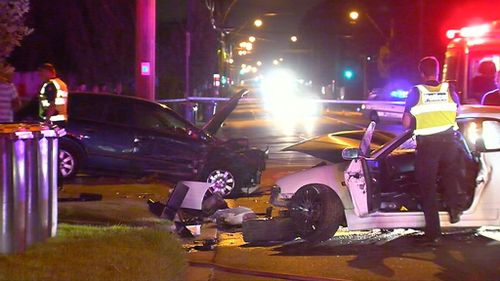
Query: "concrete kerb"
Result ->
[[188, 260, 352, 281]]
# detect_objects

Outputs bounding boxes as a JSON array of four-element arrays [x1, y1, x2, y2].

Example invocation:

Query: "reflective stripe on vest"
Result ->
[[39, 78, 68, 121], [410, 82, 458, 136]]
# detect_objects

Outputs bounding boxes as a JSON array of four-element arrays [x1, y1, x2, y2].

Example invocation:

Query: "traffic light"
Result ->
[[343, 69, 354, 79]]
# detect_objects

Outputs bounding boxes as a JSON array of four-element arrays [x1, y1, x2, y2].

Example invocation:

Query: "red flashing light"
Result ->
[[446, 23, 491, 39], [446, 29, 458, 39], [460, 24, 491, 37]]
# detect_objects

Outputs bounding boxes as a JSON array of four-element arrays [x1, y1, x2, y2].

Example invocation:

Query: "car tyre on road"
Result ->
[[289, 184, 344, 243]]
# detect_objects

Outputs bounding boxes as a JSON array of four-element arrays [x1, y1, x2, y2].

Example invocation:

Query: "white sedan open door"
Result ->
[[344, 122, 378, 217]]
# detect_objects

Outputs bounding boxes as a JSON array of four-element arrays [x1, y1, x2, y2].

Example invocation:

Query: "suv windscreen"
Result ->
[[132, 103, 192, 135]]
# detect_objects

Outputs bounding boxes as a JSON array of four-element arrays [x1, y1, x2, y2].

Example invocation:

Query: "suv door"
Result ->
[[129, 102, 209, 180], [70, 95, 137, 172]]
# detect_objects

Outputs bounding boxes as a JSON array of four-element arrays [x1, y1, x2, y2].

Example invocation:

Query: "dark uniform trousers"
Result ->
[[416, 129, 462, 239]]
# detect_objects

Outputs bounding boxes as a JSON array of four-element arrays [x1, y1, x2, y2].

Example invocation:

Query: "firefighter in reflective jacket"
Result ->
[[38, 63, 68, 122], [403, 56, 462, 245]]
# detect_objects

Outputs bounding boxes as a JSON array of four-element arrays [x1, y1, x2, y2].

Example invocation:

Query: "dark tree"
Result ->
[[10, 0, 135, 88]]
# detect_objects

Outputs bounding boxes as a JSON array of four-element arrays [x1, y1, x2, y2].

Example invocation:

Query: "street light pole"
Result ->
[[135, 0, 156, 101]]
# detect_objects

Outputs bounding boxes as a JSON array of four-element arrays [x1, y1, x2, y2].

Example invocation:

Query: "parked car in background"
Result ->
[[361, 88, 406, 123], [270, 106, 500, 243], [45, 90, 265, 197]]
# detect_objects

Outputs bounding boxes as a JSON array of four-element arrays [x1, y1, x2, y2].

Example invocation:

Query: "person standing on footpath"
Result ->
[[402, 56, 463, 245], [0, 65, 20, 122], [38, 63, 68, 123]]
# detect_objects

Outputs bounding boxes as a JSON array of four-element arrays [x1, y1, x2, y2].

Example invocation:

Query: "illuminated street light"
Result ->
[[251, 67, 258, 73], [249, 36, 256, 43], [245, 42, 253, 51], [254, 19, 263, 28], [228, 58, 234, 64], [290, 35, 298, 42], [349, 10, 360, 21], [279, 57, 284, 62], [256, 61, 262, 66], [273, 59, 279, 65]]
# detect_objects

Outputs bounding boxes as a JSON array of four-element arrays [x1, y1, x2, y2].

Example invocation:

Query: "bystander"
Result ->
[[0, 65, 20, 122]]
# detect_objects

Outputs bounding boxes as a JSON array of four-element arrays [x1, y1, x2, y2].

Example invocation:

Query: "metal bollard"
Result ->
[[0, 123, 64, 254], [0, 126, 34, 253], [43, 128, 59, 237]]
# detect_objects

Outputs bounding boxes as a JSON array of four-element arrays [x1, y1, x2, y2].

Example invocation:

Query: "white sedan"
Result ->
[[270, 105, 500, 243]]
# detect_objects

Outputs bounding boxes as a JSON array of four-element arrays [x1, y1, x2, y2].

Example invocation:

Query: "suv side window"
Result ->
[[68, 94, 106, 122], [104, 97, 136, 126], [133, 103, 190, 134]]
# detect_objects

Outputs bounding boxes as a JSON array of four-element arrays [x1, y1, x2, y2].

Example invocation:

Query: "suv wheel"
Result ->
[[59, 144, 81, 179], [204, 168, 239, 197]]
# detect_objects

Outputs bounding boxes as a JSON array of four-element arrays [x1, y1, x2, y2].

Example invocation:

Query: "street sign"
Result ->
[[141, 62, 151, 76]]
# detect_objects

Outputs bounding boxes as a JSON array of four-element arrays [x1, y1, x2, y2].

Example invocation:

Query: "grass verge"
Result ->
[[0, 224, 186, 281]]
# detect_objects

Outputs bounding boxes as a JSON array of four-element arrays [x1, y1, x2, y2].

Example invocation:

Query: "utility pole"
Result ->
[[186, 0, 194, 98], [135, 0, 156, 100]]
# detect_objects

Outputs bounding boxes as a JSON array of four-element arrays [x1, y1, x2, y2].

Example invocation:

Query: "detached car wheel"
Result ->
[[204, 168, 240, 197], [59, 144, 81, 179], [289, 184, 344, 243]]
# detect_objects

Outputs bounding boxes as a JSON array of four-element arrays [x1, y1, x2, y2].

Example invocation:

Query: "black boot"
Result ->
[[449, 208, 462, 224]]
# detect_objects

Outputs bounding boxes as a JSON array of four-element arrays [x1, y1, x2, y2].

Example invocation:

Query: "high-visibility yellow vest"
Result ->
[[410, 82, 458, 136], [39, 78, 68, 122]]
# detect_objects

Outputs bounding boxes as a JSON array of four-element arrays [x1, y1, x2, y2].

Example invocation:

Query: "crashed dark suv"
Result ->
[[56, 91, 266, 197]]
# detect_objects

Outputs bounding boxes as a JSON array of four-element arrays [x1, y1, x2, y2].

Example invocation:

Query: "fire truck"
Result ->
[[443, 20, 500, 103]]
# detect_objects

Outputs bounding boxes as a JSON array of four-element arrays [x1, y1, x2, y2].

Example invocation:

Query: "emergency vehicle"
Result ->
[[443, 20, 500, 103], [363, 20, 500, 122]]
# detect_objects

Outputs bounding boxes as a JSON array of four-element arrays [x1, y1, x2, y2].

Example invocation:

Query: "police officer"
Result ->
[[403, 56, 462, 244], [38, 63, 68, 122], [38, 63, 68, 191]]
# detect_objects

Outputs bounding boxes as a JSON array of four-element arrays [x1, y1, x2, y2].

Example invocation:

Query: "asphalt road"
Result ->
[[203, 99, 500, 281], [217, 99, 402, 168]]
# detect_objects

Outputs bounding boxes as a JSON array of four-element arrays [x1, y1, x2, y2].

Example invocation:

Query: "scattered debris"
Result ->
[[212, 207, 257, 227]]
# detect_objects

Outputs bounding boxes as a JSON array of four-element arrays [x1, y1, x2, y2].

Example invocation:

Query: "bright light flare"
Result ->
[[254, 19, 263, 28], [249, 36, 256, 43], [349, 10, 360, 21], [290, 35, 298, 42], [245, 43, 253, 51], [460, 24, 491, 38], [261, 69, 321, 136]]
